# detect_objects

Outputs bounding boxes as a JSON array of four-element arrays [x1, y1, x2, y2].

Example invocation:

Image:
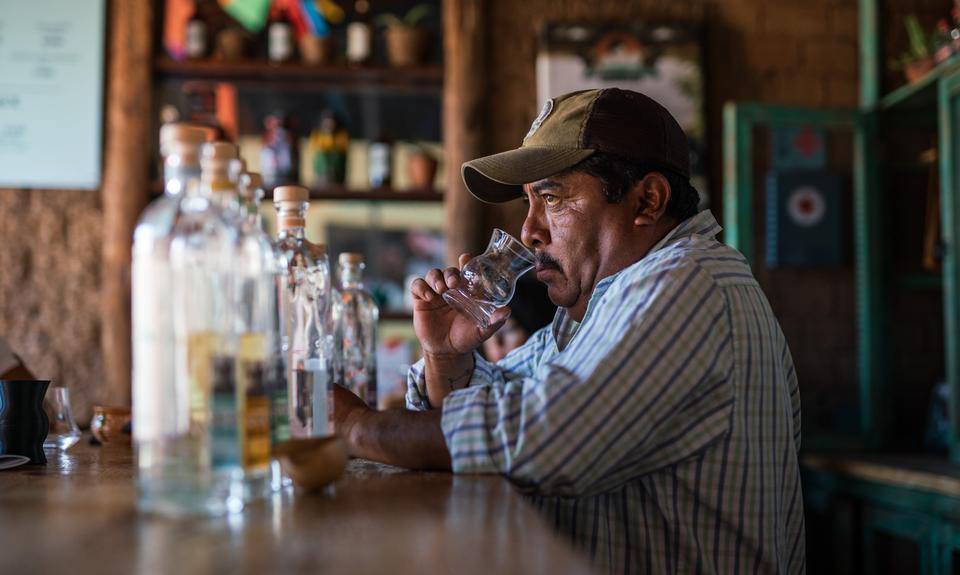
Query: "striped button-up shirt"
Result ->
[[407, 211, 804, 574]]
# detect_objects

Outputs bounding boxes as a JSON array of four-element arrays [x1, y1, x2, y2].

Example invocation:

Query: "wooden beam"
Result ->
[[100, 0, 153, 406], [442, 0, 488, 264]]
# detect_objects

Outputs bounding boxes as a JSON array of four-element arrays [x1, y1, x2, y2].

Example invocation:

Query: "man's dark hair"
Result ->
[[562, 152, 701, 221]]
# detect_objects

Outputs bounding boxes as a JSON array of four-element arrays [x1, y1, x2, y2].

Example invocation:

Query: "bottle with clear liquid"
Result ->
[[273, 186, 336, 437], [238, 170, 290, 493], [338, 253, 378, 407], [142, 141, 243, 516], [133, 123, 213, 515], [273, 186, 335, 438]]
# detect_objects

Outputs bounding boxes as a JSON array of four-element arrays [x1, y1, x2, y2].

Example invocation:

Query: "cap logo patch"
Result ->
[[525, 99, 554, 140]]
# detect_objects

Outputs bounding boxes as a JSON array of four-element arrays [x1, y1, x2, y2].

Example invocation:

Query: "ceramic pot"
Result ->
[[90, 405, 132, 445], [407, 151, 438, 190], [905, 57, 935, 84], [384, 27, 430, 67], [300, 36, 335, 65]]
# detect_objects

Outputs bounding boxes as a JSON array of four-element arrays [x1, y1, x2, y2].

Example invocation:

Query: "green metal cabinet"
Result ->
[[722, 1, 960, 457]]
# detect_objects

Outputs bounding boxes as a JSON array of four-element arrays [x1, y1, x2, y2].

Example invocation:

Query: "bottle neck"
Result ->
[[163, 155, 201, 196], [278, 225, 305, 240], [340, 264, 365, 288]]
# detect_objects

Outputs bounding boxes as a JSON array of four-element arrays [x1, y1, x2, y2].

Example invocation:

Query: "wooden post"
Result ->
[[100, 0, 153, 406], [443, 0, 488, 264]]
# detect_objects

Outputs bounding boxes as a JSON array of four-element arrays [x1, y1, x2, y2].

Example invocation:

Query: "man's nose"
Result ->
[[521, 205, 549, 249]]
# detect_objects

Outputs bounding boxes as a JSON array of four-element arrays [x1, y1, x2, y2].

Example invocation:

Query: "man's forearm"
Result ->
[[348, 408, 452, 471], [423, 352, 475, 408]]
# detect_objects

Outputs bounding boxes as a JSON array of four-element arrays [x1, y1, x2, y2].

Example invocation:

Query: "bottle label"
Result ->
[[211, 392, 240, 469], [368, 143, 390, 187], [186, 21, 207, 59], [305, 359, 331, 436]]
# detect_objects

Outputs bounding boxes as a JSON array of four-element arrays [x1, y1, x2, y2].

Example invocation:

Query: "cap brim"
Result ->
[[461, 147, 595, 203]]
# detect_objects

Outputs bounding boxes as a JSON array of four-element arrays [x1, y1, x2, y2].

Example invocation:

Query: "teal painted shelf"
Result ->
[[896, 272, 944, 290], [878, 60, 960, 113]]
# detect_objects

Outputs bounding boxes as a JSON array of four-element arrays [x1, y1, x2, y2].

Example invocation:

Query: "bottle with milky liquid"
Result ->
[[273, 186, 335, 438]]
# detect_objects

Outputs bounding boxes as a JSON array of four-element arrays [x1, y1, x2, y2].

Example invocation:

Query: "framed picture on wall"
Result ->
[[537, 21, 707, 203]]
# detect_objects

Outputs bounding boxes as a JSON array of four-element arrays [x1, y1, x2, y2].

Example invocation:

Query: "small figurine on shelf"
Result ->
[[368, 134, 393, 189], [346, 0, 373, 66], [308, 110, 349, 187], [185, 1, 208, 60], [261, 113, 300, 189]]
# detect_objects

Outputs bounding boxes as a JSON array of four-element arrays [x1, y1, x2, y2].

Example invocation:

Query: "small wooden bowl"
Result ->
[[273, 436, 347, 492]]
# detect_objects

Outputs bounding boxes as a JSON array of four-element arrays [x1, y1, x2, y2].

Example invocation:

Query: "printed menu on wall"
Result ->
[[0, 0, 105, 189]]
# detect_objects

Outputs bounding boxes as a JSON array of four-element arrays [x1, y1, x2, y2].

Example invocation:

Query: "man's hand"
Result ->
[[410, 253, 511, 407], [333, 384, 372, 457], [332, 383, 451, 471], [410, 253, 511, 358]]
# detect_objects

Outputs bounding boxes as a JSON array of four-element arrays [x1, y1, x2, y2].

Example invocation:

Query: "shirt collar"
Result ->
[[550, 210, 722, 351]]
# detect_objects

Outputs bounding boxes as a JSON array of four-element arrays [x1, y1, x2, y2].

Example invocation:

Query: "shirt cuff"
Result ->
[[404, 351, 493, 411], [440, 380, 501, 474]]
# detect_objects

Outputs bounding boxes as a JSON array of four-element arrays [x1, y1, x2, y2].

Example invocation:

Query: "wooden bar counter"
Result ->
[[0, 439, 596, 574]]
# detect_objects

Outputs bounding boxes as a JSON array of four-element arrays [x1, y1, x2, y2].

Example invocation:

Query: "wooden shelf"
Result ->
[[150, 181, 444, 202], [878, 59, 960, 113], [154, 57, 443, 94]]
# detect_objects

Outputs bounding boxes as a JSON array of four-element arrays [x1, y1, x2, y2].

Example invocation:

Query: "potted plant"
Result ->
[[891, 14, 935, 84], [406, 142, 439, 191], [377, 4, 433, 67]]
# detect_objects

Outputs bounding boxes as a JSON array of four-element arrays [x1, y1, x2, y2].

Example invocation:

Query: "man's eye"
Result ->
[[542, 194, 560, 205]]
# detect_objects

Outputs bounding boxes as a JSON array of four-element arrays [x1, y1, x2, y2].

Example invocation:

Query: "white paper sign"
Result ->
[[0, 0, 105, 189]]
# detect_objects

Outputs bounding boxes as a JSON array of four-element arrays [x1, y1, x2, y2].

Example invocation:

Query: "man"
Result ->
[[0, 338, 34, 380], [334, 88, 805, 574]]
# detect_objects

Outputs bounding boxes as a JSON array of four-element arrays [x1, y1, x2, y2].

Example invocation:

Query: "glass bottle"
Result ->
[[239, 170, 291, 493], [346, 0, 372, 65], [338, 253, 379, 407], [273, 185, 335, 438], [267, 5, 295, 63], [178, 141, 247, 514], [368, 134, 392, 189], [185, 1, 208, 60], [133, 123, 208, 514], [261, 113, 299, 189]]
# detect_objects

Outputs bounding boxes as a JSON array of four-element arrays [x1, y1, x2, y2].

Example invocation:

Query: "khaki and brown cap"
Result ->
[[462, 88, 690, 203]]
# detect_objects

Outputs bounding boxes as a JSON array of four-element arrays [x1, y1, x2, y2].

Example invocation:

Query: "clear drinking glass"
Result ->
[[442, 229, 536, 329], [43, 387, 81, 451]]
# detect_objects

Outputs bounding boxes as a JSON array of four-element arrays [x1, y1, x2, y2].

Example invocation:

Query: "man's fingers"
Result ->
[[458, 253, 472, 268], [478, 307, 512, 340], [424, 268, 447, 293], [443, 266, 461, 288], [410, 278, 439, 302]]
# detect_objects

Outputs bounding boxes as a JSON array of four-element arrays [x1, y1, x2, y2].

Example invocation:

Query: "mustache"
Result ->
[[535, 252, 562, 270]]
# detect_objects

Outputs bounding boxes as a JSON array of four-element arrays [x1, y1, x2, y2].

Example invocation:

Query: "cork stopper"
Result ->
[[159, 122, 207, 154], [202, 141, 238, 163], [273, 185, 309, 203], [339, 252, 364, 266]]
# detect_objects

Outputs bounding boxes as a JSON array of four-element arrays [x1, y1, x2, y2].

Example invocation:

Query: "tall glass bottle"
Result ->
[[273, 186, 335, 438], [238, 170, 290, 493], [165, 141, 243, 515], [338, 253, 379, 407], [133, 123, 210, 515]]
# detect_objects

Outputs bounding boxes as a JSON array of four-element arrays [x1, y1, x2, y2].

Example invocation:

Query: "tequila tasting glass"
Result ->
[[43, 386, 81, 451], [442, 229, 536, 329]]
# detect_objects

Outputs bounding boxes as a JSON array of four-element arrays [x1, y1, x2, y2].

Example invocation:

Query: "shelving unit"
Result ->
[[722, 2, 960, 572], [150, 0, 445, 325]]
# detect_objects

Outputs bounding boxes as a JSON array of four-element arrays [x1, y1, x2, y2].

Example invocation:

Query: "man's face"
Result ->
[[520, 171, 638, 321]]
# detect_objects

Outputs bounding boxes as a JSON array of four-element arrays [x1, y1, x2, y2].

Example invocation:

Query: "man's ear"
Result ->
[[632, 172, 672, 227]]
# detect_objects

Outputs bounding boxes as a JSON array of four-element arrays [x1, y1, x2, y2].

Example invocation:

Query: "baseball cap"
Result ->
[[462, 88, 690, 203]]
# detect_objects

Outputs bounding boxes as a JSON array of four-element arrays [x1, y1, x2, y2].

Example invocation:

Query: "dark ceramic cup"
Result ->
[[0, 380, 50, 465]]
